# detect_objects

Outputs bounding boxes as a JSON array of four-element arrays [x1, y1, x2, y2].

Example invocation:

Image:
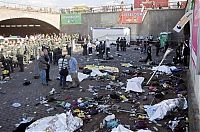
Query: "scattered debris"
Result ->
[[12, 103, 22, 108], [144, 97, 187, 121], [25, 111, 83, 132], [125, 77, 145, 92], [111, 124, 133, 132]]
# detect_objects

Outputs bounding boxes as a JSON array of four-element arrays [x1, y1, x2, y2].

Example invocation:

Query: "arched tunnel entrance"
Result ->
[[0, 18, 60, 37]]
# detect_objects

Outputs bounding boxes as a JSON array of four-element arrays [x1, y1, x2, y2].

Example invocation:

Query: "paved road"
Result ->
[[0, 45, 188, 132]]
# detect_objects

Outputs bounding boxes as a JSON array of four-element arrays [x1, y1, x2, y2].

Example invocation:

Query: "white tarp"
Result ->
[[67, 72, 89, 82], [26, 112, 83, 132], [90, 69, 107, 77], [144, 98, 187, 121], [152, 65, 177, 74], [103, 114, 116, 125], [125, 77, 144, 92], [57, 72, 89, 82], [64, 72, 88, 82], [111, 124, 133, 132]]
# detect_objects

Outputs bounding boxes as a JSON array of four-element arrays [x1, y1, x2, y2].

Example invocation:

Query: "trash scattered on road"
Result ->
[[111, 124, 133, 132], [25, 111, 83, 132], [49, 88, 55, 95], [125, 77, 145, 92], [144, 97, 187, 121], [12, 103, 21, 108]]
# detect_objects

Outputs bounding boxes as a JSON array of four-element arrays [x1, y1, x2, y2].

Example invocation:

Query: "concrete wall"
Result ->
[[61, 9, 185, 41]]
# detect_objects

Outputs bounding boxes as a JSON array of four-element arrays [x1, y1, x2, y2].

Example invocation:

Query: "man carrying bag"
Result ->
[[58, 54, 68, 88]]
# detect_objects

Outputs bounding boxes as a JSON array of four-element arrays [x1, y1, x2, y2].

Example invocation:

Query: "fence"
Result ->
[[61, 1, 187, 14], [0, 1, 187, 14], [0, 1, 60, 14]]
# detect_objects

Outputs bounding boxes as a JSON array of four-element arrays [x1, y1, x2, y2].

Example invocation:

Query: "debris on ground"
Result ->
[[25, 111, 83, 132]]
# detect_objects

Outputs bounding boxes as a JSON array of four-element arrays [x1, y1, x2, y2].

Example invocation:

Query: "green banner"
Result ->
[[61, 13, 82, 25]]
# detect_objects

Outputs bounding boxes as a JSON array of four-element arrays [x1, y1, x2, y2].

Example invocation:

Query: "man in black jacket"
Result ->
[[145, 44, 152, 63], [116, 37, 120, 51], [16, 54, 24, 72], [43, 48, 51, 82], [175, 44, 182, 64], [155, 39, 160, 56]]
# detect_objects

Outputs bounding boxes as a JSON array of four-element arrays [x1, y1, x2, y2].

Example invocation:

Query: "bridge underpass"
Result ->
[[0, 18, 60, 37]]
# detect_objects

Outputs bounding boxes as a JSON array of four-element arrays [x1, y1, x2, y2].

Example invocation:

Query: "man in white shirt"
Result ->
[[87, 41, 93, 55], [95, 39, 100, 54], [58, 52, 68, 88], [149, 35, 154, 41]]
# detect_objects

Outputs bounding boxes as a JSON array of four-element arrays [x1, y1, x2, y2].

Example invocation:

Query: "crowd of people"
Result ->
[[0, 33, 190, 88], [0, 33, 79, 81]]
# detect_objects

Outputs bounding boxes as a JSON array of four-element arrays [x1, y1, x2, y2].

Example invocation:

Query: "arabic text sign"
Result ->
[[119, 10, 147, 24]]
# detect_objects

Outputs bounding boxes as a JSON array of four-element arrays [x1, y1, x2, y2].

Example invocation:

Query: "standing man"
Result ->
[[95, 39, 100, 55], [155, 39, 160, 56], [130, 4, 133, 11], [143, 37, 148, 53], [67, 40, 72, 56], [116, 37, 120, 51], [120, 37, 123, 51], [16, 53, 24, 72], [82, 42, 87, 56], [66, 55, 80, 88], [183, 41, 189, 66], [105, 39, 111, 58], [149, 35, 154, 42], [123, 37, 127, 51], [87, 41, 93, 55], [175, 43, 182, 64], [58, 53, 68, 88], [145, 44, 152, 63], [98, 41, 104, 59], [136, 35, 139, 45], [38, 51, 49, 86], [43, 48, 51, 82], [183, 43, 189, 66]]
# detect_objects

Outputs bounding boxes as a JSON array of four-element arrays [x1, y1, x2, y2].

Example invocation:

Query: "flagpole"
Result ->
[[146, 48, 173, 85]]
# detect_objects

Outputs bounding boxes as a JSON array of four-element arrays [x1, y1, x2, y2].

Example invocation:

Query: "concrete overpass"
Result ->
[[0, 8, 60, 36]]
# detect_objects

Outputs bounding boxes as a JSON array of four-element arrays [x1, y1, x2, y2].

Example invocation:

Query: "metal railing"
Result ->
[[61, 1, 187, 14], [0, 1, 60, 14], [0, 1, 187, 14]]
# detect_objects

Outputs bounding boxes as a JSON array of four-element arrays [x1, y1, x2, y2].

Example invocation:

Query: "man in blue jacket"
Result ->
[[66, 55, 80, 88]]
